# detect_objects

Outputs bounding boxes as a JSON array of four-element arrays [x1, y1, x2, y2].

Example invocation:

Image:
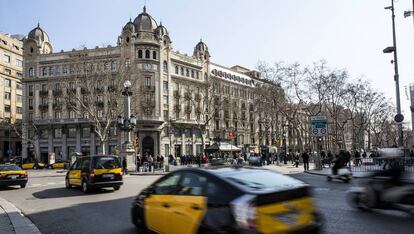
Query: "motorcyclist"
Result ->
[[331, 150, 348, 176]]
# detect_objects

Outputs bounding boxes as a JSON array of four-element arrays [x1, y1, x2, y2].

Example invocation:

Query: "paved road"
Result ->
[[0, 170, 413, 234]]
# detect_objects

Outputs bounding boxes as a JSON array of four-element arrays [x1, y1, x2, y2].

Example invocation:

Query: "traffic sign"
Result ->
[[310, 116, 328, 137], [394, 114, 404, 123]]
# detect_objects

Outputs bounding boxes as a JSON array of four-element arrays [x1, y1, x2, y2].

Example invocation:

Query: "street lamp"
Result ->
[[383, 0, 404, 147], [117, 80, 137, 171]]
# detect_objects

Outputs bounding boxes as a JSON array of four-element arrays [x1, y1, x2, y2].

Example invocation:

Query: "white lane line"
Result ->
[[47, 182, 56, 185]]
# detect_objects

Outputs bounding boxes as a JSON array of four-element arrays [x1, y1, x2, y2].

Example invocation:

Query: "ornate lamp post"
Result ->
[[117, 80, 137, 172]]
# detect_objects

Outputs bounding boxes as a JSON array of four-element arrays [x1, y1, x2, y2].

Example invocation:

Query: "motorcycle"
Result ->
[[347, 171, 414, 214], [327, 167, 352, 183], [348, 147, 414, 214]]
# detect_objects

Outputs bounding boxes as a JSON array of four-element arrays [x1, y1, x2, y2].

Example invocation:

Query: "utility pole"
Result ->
[[384, 0, 404, 147]]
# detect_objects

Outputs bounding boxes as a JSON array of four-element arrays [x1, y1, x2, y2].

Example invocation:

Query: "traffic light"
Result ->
[[133, 137, 139, 148]]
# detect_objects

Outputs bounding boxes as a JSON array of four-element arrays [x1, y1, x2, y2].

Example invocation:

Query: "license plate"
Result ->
[[9, 175, 19, 179], [102, 174, 114, 179]]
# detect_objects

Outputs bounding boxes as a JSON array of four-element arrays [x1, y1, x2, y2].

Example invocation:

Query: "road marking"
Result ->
[[314, 188, 331, 191], [47, 182, 56, 185]]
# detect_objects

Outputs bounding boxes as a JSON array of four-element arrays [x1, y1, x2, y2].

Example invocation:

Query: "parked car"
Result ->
[[48, 160, 70, 169], [13, 157, 46, 170], [65, 155, 123, 193], [131, 167, 322, 233], [0, 164, 28, 188]]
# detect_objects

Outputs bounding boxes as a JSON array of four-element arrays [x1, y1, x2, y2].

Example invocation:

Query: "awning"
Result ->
[[204, 142, 241, 153]]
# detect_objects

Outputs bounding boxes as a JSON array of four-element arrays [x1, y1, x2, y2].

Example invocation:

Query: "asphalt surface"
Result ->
[[0, 170, 413, 234]]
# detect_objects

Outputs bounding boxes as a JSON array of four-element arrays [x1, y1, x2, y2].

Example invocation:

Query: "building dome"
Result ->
[[195, 39, 208, 52], [27, 23, 50, 45], [133, 6, 158, 32], [155, 22, 168, 37], [123, 19, 135, 32]]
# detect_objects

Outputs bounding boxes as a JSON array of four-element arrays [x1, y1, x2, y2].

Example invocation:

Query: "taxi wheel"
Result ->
[[113, 185, 120, 191], [65, 178, 72, 189], [82, 180, 89, 193], [20, 184, 26, 188]]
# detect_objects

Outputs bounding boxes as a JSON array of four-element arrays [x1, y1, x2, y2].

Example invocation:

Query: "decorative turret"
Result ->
[[193, 39, 210, 61], [24, 23, 53, 54]]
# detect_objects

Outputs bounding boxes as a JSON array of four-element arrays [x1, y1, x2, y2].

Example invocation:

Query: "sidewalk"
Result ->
[[129, 163, 315, 176], [306, 167, 414, 182], [0, 197, 41, 234]]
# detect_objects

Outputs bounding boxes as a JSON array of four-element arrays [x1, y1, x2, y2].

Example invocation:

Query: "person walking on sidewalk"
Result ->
[[122, 157, 128, 175], [302, 151, 310, 171], [293, 150, 300, 168]]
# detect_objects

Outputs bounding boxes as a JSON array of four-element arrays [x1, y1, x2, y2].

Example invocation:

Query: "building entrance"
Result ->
[[142, 136, 154, 156]]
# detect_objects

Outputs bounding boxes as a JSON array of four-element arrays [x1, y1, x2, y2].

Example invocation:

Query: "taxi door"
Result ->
[[144, 173, 182, 234], [170, 172, 208, 234], [68, 159, 82, 186]]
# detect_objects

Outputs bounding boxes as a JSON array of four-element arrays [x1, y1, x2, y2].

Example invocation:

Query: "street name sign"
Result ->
[[310, 116, 328, 137]]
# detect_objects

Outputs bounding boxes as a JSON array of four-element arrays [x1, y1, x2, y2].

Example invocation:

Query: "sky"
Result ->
[[1, 0, 413, 126]]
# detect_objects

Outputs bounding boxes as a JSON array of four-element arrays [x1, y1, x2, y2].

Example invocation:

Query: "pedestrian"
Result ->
[[148, 155, 153, 172], [122, 157, 128, 175], [302, 151, 310, 170], [294, 150, 300, 168], [354, 151, 361, 166]]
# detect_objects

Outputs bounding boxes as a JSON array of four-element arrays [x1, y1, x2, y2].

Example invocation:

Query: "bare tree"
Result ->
[[63, 56, 138, 154]]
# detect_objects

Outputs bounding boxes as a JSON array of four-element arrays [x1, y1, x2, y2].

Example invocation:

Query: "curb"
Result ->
[[0, 197, 41, 234], [129, 173, 166, 176]]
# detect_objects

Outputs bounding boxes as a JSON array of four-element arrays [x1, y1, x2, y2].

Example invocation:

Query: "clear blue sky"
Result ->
[[1, 0, 413, 124]]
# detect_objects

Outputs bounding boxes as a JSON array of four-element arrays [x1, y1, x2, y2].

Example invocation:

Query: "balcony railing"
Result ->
[[39, 104, 49, 111], [39, 90, 49, 97], [53, 89, 63, 96]]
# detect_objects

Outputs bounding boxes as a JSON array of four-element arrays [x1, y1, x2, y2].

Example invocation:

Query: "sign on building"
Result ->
[[310, 116, 328, 137]]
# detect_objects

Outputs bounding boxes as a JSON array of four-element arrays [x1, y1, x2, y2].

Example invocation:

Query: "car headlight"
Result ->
[[231, 194, 257, 230]]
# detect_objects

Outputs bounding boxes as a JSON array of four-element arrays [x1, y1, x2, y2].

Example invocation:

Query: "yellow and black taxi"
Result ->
[[14, 157, 46, 170], [48, 160, 70, 169], [0, 164, 28, 188], [65, 155, 123, 193], [131, 167, 321, 234]]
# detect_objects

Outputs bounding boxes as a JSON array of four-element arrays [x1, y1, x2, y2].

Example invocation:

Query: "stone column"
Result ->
[[90, 131, 96, 155], [62, 129, 67, 160], [181, 132, 185, 156], [76, 127, 81, 153]]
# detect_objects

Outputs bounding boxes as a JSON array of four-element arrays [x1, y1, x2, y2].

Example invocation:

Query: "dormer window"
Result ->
[[145, 50, 150, 59], [138, 50, 143, 58], [152, 51, 157, 60]]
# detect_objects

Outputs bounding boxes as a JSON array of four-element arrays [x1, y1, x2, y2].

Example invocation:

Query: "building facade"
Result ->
[[0, 32, 24, 159], [22, 7, 281, 161]]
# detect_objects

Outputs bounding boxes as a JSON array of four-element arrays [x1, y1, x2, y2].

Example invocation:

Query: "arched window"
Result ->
[[145, 50, 150, 59], [180, 67, 184, 76], [175, 65, 179, 74], [191, 70, 194, 78], [163, 61, 168, 73], [29, 68, 34, 77], [138, 50, 143, 58], [204, 72, 208, 81], [186, 68, 189, 77], [152, 51, 157, 60]]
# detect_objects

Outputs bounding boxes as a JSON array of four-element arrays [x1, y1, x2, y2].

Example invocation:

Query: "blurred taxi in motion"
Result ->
[[48, 160, 69, 169], [14, 157, 46, 170], [0, 164, 28, 188], [132, 167, 321, 234], [65, 155, 123, 193]]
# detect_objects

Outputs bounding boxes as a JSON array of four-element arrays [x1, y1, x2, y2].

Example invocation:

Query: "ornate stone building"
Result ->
[[0, 32, 24, 159], [22, 7, 278, 161]]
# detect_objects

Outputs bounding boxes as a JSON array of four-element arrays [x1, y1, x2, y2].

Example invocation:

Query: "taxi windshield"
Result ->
[[92, 157, 120, 169], [224, 170, 303, 191], [0, 165, 22, 171]]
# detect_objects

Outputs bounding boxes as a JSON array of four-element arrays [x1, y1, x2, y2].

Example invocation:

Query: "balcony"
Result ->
[[53, 89, 63, 97], [107, 85, 116, 92], [53, 102, 63, 110], [81, 88, 91, 95], [95, 101, 105, 109], [141, 85, 155, 92], [39, 104, 49, 111], [185, 105, 192, 114], [173, 90, 181, 99], [95, 87, 105, 93], [39, 90, 49, 97]]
